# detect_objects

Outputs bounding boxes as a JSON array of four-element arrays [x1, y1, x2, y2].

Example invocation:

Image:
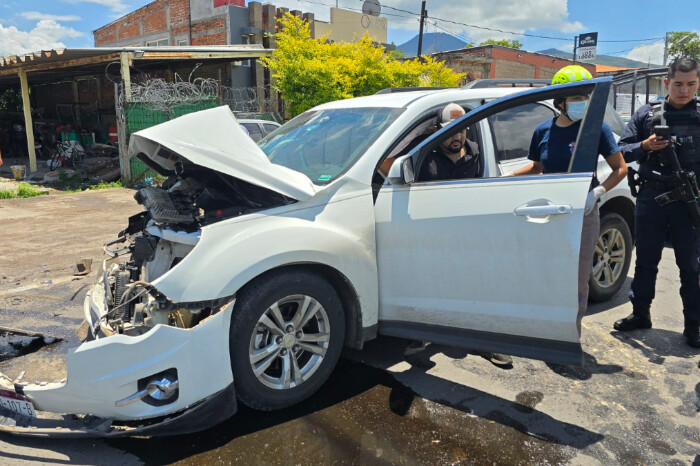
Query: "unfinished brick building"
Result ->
[[431, 45, 596, 85]]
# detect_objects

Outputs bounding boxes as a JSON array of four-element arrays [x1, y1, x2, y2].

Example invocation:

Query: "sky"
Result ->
[[0, 0, 698, 65]]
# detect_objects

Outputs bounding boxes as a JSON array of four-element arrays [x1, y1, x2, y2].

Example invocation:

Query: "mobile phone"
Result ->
[[654, 125, 670, 141]]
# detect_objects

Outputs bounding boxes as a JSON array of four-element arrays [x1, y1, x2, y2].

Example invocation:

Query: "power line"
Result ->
[[348, 0, 664, 44]]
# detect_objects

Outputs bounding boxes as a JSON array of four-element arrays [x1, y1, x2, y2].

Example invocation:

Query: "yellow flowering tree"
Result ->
[[261, 14, 461, 116]]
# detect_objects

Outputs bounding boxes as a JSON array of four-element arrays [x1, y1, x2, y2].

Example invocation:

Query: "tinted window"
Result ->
[[241, 123, 262, 137], [260, 107, 403, 184], [263, 123, 279, 134], [489, 103, 556, 162]]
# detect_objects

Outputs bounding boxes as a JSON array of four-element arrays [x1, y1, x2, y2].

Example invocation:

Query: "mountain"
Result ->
[[397, 33, 467, 56], [537, 48, 661, 68]]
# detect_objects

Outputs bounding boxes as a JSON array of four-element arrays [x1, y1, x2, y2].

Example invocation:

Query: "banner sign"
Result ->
[[577, 32, 598, 61]]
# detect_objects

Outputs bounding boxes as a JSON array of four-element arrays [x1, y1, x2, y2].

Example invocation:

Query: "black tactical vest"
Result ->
[[652, 99, 700, 171]]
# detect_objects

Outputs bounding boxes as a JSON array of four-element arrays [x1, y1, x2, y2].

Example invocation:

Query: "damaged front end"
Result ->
[[0, 107, 314, 437]]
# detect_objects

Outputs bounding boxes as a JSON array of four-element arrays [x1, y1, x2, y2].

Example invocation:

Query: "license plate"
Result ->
[[0, 390, 36, 418]]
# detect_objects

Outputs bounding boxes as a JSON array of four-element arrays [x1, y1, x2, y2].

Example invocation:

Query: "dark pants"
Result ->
[[629, 187, 700, 321]]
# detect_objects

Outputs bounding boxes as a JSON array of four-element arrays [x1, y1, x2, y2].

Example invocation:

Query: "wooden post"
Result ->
[[18, 70, 37, 173], [118, 53, 133, 181], [120, 52, 132, 100]]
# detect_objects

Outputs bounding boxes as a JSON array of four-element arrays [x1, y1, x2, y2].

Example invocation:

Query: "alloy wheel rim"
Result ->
[[248, 294, 330, 390], [592, 226, 626, 289]]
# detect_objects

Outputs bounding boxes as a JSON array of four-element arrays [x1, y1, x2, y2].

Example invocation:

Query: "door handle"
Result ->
[[515, 204, 572, 216]]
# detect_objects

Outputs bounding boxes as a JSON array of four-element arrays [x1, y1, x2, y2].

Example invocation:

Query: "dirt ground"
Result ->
[[0, 187, 698, 465]]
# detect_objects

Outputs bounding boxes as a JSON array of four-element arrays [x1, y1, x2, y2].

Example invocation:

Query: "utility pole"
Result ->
[[663, 32, 669, 66], [417, 1, 427, 58], [572, 36, 577, 64]]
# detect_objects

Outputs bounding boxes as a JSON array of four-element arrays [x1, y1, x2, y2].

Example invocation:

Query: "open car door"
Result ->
[[374, 78, 612, 366]]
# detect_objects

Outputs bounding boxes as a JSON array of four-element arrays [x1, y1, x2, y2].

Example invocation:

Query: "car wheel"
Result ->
[[588, 212, 633, 302], [229, 269, 345, 411]]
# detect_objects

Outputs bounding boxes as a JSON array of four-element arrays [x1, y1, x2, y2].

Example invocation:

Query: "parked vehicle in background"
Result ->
[[238, 119, 281, 142]]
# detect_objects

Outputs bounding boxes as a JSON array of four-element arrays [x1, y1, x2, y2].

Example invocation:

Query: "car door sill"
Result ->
[[378, 321, 583, 366]]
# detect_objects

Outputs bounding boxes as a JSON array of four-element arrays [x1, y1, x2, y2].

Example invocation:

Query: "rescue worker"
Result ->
[[614, 58, 700, 348], [512, 65, 627, 335]]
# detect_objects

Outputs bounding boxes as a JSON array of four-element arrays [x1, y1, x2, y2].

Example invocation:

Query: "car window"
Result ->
[[603, 103, 625, 136], [241, 123, 262, 138], [488, 103, 555, 162], [263, 123, 279, 134], [260, 107, 404, 184]]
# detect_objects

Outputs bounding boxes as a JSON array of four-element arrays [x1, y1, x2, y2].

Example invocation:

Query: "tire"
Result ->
[[588, 212, 633, 302], [229, 269, 345, 411]]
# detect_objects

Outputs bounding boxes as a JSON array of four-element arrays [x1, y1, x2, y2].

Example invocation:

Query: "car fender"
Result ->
[[151, 193, 379, 328]]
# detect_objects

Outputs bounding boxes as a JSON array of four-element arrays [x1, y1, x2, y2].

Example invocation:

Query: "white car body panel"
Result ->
[[151, 178, 380, 327], [375, 174, 591, 343], [130, 106, 316, 200], [13, 303, 234, 419]]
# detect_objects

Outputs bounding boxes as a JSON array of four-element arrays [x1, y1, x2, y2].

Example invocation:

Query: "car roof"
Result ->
[[311, 87, 533, 111]]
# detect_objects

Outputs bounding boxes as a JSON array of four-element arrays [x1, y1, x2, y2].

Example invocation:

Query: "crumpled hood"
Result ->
[[129, 106, 316, 201]]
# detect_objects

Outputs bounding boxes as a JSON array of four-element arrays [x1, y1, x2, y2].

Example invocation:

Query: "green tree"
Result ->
[[261, 14, 461, 116], [0, 87, 22, 112], [479, 38, 523, 49], [667, 31, 700, 62]]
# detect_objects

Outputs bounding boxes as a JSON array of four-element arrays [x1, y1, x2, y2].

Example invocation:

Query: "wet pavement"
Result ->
[[108, 356, 573, 466]]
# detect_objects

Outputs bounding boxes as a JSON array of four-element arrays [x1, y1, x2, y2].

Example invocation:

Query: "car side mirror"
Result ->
[[387, 155, 415, 185]]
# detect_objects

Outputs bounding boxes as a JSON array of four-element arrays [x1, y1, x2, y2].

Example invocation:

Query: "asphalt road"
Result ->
[[0, 188, 698, 465]]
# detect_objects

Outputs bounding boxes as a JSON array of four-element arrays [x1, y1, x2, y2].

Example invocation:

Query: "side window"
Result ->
[[263, 123, 279, 134], [488, 103, 555, 162], [241, 123, 263, 141]]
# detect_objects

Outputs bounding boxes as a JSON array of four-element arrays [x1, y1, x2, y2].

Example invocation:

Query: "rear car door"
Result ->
[[374, 78, 612, 365]]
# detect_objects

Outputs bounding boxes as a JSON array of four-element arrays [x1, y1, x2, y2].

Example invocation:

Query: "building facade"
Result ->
[[431, 46, 597, 85], [93, 0, 387, 89]]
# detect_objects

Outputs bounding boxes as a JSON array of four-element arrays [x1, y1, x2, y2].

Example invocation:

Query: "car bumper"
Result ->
[[0, 290, 236, 436], [0, 383, 236, 438]]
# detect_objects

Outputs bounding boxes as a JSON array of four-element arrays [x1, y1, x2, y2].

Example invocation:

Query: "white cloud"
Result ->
[[624, 41, 665, 66], [0, 20, 83, 56], [271, 0, 584, 43], [61, 0, 129, 12], [20, 12, 81, 22]]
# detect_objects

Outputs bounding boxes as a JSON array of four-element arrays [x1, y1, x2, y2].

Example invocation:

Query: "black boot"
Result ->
[[683, 320, 700, 348], [613, 307, 652, 331]]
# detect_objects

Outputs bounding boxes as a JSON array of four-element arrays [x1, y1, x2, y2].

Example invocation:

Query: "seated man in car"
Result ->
[[417, 102, 480, 181], [378, 103, 479, 179]]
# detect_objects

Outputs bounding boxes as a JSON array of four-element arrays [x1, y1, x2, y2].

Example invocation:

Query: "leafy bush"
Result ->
[[262, 14, 462, 116]]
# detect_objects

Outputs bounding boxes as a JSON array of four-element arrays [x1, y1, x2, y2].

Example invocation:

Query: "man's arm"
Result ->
[[618, 106, 668, 162]]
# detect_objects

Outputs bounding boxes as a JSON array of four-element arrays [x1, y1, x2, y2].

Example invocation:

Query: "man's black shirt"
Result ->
[[417, 139, 480, 181]]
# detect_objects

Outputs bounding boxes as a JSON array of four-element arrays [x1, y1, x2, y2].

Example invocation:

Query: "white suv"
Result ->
[[0, 78, 635, 437]]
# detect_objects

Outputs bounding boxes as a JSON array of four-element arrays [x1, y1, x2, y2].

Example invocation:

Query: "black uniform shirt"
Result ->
[[417, 139, 480, 181]]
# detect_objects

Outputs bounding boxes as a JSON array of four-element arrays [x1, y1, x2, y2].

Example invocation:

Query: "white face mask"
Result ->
[[566, 100, 588, 121]]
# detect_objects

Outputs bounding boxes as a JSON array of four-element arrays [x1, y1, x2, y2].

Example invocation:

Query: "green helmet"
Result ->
[[551, 65, 593, 85]]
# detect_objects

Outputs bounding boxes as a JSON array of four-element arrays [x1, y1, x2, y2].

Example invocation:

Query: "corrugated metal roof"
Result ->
[[596, 64, 641, 73], [0, 45, 272, 69]]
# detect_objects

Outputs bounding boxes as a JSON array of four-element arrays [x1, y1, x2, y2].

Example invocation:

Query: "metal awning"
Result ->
[[0, 45, 273, 175], [0, 45, 272, 85]]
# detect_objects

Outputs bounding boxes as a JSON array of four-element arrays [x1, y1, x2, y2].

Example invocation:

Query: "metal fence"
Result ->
[[117, 77, 282, 181]]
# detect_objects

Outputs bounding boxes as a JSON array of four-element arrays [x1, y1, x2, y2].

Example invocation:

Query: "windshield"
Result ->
[[259, 107, 404, 184]]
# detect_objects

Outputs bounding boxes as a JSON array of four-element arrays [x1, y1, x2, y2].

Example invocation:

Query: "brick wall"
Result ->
[[494, 59, 536, 79], [432, 46, 596, 81], [191, 18, 227, 45], [94, 0, 182, 46]]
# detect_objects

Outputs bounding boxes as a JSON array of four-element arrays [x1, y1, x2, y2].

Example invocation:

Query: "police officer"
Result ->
[[614, 58, 700, 348]]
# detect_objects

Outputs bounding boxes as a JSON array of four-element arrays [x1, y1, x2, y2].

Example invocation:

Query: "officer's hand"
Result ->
[[642, 134, 669, 152]]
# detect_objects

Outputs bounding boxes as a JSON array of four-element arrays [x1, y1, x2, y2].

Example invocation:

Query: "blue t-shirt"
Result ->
[[528, 119, 620, 174]]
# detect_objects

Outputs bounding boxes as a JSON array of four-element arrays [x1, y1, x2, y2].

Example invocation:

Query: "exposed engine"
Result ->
[[92, 166, 294, 338]]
